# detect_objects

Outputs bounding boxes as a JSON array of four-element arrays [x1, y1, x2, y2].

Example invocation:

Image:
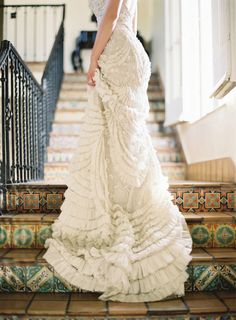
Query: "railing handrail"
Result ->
[[42, 21, 64, 82], [0, 40, 43, 92], [0, 3, 65, 192]]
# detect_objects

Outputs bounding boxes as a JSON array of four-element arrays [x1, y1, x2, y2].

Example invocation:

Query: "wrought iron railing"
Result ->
[[0, 5, 65, 190]]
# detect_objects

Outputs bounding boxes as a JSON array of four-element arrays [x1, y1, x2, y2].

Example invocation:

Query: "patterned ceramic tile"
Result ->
[[189, 224, 213, 248], [227, 192, 236, 209], [12, 225, 36, 248], [0, 225, 11, 248], [212, 224, 235, 248], [6, 194, 17, 211], [3, 185, 67, 214], [23, 194, 40, 210], [25, 265, 54, 292], [46, 194, 63, 210], [192, 264, 236, 291], [205, 193, 221, 209], [185, 265, 193, 292], [36, 224, 52, 248], [183, 193, 199, 209], [54, 270, 78, 292], [0, 266, 25, 292], [170, 187, 236, 213]]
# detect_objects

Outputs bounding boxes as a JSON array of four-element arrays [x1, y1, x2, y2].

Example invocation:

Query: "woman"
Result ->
[[43, 0, 193, 302]]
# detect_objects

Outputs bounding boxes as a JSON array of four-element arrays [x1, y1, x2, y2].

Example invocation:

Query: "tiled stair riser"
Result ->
[[48, 134, 177, 149], [43, 164, 186, 183], [169, 186, 236, 213], [2, 185, 235, 214], [1, 219, 236, 249], [54, 109, 165, 123], [57, 100, 165, 112], [59, 91, 163, 102], [46, 149, 182, 163], [51, 122, 164, 135], [0, 253, 235, 293]]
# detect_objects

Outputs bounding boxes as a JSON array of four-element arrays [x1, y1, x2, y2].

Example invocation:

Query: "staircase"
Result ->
[[44, 72, 186, 183], [0, 71, 236, 318]]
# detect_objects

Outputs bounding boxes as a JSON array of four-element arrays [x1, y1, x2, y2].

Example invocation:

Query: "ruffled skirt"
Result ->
[[43, 26, 193, 302]]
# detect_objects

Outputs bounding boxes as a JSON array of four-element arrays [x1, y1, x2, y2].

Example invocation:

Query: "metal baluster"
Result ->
[[25, 76, 30, 181], [18, 62, 23, 182], [28, 80, 33, 179], [10, 53, 16, 183], [22, 68, 27, 182]]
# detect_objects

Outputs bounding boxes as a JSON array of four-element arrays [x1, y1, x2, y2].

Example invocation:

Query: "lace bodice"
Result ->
[[88, 0, 137, 31]]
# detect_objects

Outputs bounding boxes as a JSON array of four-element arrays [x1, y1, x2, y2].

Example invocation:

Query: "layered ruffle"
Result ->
[[43, 46, 193, 302]]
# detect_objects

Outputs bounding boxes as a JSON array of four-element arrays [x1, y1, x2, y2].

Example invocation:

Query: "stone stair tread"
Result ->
[[10, 180, 235, 187], [168, 180, 236, 186], [44, 161, 186, 166], [46, 146, 180, 153], [1, 211, 234, 224], [1, 248, 235, 265], [0, 290, 235, 317]]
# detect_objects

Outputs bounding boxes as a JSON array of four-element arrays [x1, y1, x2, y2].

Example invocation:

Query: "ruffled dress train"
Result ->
[[43, 0, 193, 302]]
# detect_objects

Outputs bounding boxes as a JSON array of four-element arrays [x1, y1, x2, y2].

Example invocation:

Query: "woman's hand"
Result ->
[[87, 59, 98, 86]]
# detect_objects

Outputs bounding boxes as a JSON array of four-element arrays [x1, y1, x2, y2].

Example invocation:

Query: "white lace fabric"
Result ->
[[43, 0, 193, 302]]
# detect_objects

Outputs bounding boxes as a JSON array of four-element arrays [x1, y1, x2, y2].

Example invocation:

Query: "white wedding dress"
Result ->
[[43, 0, 193, 302]]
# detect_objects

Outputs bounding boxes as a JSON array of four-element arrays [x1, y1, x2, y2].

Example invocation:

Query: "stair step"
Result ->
[[0, 212, 235, 249], [0, 290, 235, 317], [0, 248, 235, 296], [2, 182, 235, 214], [61, 81, 162, 92], [51, 122, 165, 135], [48, 133, 177, 148], [57, 100, 165, 112], [58, 90, 164, 102], [46, 148, 182, 163], [53, 108, 165, 123], [43, 162, 186, 182], [63, 72, 161, 84]]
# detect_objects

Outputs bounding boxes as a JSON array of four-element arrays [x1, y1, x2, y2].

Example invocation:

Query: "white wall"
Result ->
[[177, 86, 236, 168], [151, 0, 165, 81], [5, 0, 163, 74], [5, 0, 96, 73]]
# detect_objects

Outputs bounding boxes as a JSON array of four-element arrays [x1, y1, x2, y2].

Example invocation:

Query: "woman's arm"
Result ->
[[87, 0, 124, 86]]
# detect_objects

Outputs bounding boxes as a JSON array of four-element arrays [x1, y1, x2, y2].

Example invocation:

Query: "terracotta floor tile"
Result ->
[[70, 292, 101, 300], [0, 292, 34, 300], [0, 300, 30, 315], [205, 248, 236, 259], [216, 291, 236, 299], [27, 300, 68, 316], [1, 249, 41, 261], [0, 249, 10, 258], [223, 298, 236, 312], [190, 248, 213, 262], [42, 213, 58, 222], [184, 296, 227, 314], [200, 212, 234, 223], [184, 292, 218, 300], [68, 300, 107, 316], [34, 292, 70, 301], [184, 213, 203, 223], [147, 298, 188, 315], [11, 214, 44, 222], [108, 302, 147, 316]]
